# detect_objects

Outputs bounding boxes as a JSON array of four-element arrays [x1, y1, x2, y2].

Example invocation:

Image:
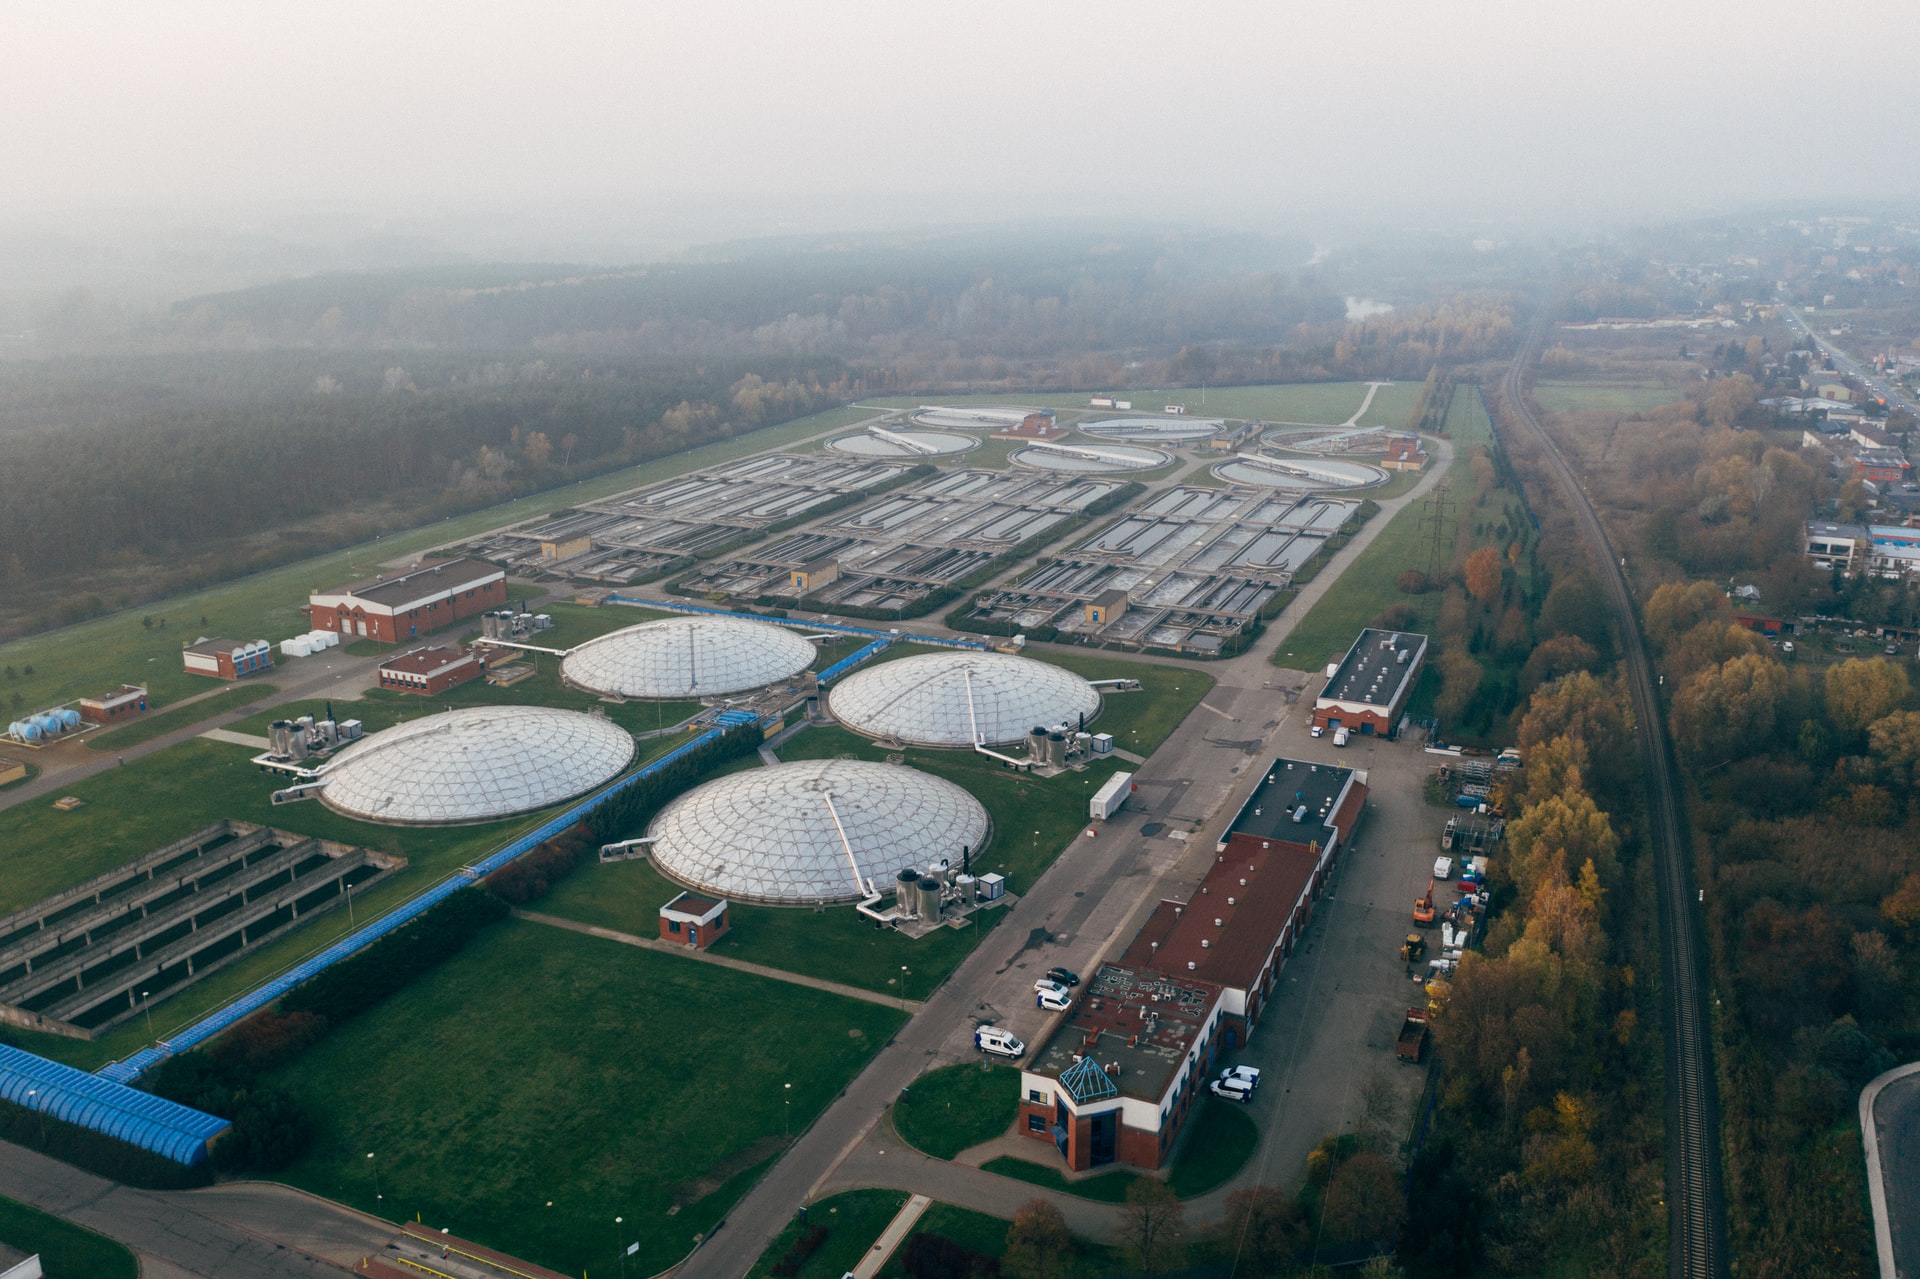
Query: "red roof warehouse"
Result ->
[[307, 558, 506, 645], [1018, 758, 1367, 1171]]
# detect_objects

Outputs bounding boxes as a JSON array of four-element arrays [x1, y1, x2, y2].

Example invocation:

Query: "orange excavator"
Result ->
[[1412, 880, 1436, 928]]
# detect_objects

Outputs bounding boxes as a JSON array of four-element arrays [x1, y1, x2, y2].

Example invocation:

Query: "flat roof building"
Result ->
[[78, 684, 148, 724], [1019, 758, 1366, 1172], [377, 647, 485, 697], [1807, 521, 1920, 578], [658, 892, 730, 950], [1312, 628, 1428, 737], [308, 558, 507, 645], [183, 638, 273, 682]]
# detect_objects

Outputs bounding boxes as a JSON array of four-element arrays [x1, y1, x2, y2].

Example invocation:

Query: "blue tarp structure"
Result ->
[[0, 1042, 227, 1165]]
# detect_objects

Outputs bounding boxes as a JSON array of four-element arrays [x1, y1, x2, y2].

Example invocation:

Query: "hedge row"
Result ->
[[280, 888, 511, 1025], [585, 723, 763, 844], [484, 825, 597, 906]]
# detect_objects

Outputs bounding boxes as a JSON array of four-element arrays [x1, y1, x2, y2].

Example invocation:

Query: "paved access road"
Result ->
[[1861, 1062, 1920, 1279], [0, 1138, 388, 1276]]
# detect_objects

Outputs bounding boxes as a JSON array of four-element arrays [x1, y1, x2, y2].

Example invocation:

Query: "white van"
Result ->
[[1332, 727, 1350, 748], [975, 1026, 1025, 1058]]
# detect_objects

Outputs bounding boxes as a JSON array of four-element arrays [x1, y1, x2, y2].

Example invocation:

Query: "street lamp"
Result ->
[[140, 989, 154, 1040], [25, 1089, 45, 1145], [784, 1082, 792, 1137], [615, 1216, 627, 1279], [899, 966, 910, 1011], [367, 1152, 380, 1204]]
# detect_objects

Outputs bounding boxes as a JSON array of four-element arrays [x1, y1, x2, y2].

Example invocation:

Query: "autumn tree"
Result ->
[[1117, 1177, 1184, 1274], [1825, 658, 1911, 738], [1319, 1150, 1403, 1248], [1212, 1184, 1305, 1276], [1519, 634, 1598, 694], [1463, 546, 1503, 607], [1643, 580, 1732, 650], [1434, 650, 1484, 726], [521, 430, 552, 467], [1867, 710, 1920, 786], [1003, 1199, 1072, 1279], [1671, 652, 1789, 766]]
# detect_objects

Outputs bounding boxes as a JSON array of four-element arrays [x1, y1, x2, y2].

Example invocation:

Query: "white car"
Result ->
[[1037, 986, 1073, 1011], [1218, 1065, 1262, 1091], [1209, 1076, 1253, 1102], [1034, 978, 1069, 997], [1310, 724, 1324, 738], [1433, 856, 1454, 880], [975, 1026, 1025, 1058]]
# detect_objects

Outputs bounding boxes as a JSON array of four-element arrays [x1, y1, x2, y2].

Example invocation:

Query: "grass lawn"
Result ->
[[863, 382, 1421, 432], [0, 718, 696, 1070], [893, 1063, 1020, 1158], [265, 919, 904, 1278], [877, 1202, 1132, 1278], [981, 1098, 1255, 1201], [0, 1195, 138, 1279], [1532, 380, 1681, 415], [0, 404, 872, 720], [1270, 380, 1522, 674], [746, 1190, 910, 1279], [82, 682, 280, 751]]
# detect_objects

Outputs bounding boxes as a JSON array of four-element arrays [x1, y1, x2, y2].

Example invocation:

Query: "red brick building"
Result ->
[[1018, 758, 1366, 1171], [78, 684, 149, 724], [376, 647, 485, 697], [307, 559, 506, 644], [1312, 628, 1427, 737], [658, 893, 729, 950], [1383, 435, 1429, 470], [182, 638, 273, 681]]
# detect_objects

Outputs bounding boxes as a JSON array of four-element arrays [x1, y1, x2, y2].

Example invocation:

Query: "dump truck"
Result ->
[[1396, 1008, 1430, 1063]]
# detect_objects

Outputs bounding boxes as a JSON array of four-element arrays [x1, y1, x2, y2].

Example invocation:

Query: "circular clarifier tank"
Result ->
[[562, 615, 814, 700], [828, 651, 1100, 747], [646, 758, 991, 904]]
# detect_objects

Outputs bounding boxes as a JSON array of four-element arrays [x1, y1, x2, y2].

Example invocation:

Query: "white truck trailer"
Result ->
[[1089, 770, 1134, 821]]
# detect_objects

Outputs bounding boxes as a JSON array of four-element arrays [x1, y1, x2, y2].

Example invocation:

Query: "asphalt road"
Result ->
[[1861, 1062, 1920, 1279]]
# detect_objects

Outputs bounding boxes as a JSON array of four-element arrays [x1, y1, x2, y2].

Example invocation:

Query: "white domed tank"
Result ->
[[562, 615, 813, 700], [828, 652, 1100, 748]]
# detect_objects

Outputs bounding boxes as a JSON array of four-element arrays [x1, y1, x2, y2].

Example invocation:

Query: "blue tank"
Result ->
[[11, 721, 41, 743], [30, 713, 62, 736]]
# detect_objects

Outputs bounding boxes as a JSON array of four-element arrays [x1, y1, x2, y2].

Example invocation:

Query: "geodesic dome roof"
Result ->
[[647, 759, 990, 904], [828, 652, 1100, 747], [319, 706, 633, 825], [562, 616, 813, 700]]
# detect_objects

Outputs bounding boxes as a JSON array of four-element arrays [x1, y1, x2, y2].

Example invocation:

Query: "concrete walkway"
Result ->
[[200, 727, 272, 749], [851, 1193, 930, 1279], [513, 909, 925, 1012]]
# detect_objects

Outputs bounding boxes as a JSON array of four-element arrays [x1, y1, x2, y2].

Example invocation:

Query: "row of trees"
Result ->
[[1642, 582, 1910, 1277]]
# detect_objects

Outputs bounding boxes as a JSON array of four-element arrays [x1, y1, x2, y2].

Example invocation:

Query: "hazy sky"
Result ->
[[5, 0, 1919, 242]]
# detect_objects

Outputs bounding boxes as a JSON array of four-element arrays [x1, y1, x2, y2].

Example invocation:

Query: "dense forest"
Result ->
[[0, 229, 1516, 638]]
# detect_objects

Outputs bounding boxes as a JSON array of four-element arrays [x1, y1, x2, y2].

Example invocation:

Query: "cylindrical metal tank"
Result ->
[[1047, 732, 1066, 767], [926, 857, 950, 887], [916, 876, 943, 921], [954, 873, 977, 904], [1030, 726, 1047, 764], [31, 713, 61, 736], [895, 868, 921, 918], [8, 721, 34, 743], [57, 708, 82, 730]]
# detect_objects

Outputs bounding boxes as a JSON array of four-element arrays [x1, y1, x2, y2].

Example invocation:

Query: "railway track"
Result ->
[[1494, 328, 1726, 1279]]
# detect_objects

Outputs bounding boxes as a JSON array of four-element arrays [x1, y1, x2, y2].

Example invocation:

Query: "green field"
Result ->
[[1270, 384, 1507, 670], [746, 1190, 911, 1279], [1532, 380, 1681, 415], [863, 381, 1421, 431], [0, 717, 699, 1069], [263, 919, 904, 1277], [0, 1195, 138, 1279], [0, 404, 874, 719], [893, 1063, 1020, 1159]]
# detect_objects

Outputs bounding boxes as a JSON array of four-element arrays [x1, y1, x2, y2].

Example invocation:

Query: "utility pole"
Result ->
[[1419, 480, 1456, 580]]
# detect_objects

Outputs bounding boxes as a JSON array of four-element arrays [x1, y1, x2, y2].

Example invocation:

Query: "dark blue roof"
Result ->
[[0, 1042, 227, 1165]]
